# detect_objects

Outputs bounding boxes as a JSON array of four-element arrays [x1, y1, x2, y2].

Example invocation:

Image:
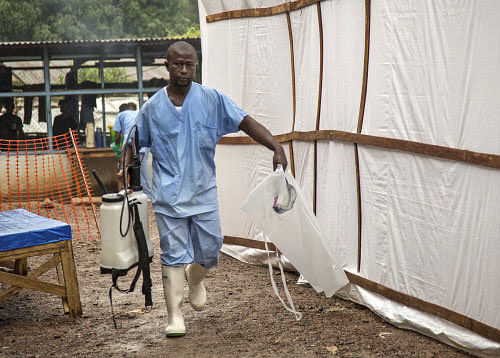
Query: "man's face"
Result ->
[[166, 49, 197, 88]]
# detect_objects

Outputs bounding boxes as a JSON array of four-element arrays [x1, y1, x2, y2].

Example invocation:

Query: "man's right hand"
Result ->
[[116, 169, 125, 191], [117, 143, 134, 191], [273, 146, 288, 171]]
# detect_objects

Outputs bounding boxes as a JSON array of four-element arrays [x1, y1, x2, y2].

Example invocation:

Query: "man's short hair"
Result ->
[[126, 102, 137, 111], [4, 97, 14, 110], [165, 41, 197, 62], [119, 103, 127, 112]]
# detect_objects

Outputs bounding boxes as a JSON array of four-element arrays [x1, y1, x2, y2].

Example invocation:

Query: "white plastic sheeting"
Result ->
[[360, 0, 500, 333], [241, 167, 349, 297], [337, 284, 500, 357], [200, 0, 500, 356]]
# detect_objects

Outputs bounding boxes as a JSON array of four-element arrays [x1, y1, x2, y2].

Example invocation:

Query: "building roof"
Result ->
[[0, 37, 201, 62]]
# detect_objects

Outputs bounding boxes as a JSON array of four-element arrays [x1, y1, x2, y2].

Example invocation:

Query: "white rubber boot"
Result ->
[[185, 262, 208, 311], [162, 265, 186, 337]]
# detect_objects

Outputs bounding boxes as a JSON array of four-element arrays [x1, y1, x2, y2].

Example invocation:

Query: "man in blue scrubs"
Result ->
[[121, 41, 287, 337]]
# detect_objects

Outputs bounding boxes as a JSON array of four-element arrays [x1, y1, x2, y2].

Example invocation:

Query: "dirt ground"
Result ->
[[0, 204, 471, 357]]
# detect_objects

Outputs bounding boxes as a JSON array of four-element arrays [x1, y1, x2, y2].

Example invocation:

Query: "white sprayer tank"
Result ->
[[99, 191, 153, 274]]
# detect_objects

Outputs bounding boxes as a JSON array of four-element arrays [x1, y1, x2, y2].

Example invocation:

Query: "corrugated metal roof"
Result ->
[[0, 37, 201, 61], [0, 37, 196, 47]]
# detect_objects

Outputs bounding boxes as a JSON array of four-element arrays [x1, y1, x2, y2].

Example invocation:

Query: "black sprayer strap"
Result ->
[[109, 266, 143, 329], [109, 286, 119, 329], [111, 267, 142, 294], [133, 204, 153, 307]]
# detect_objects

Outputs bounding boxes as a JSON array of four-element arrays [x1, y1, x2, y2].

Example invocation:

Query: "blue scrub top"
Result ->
[[113, 110, 139, 147], [135, 83, 247, 218]]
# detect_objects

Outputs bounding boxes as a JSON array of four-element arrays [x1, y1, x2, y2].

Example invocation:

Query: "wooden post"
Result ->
[[59, 240, 82, 317]]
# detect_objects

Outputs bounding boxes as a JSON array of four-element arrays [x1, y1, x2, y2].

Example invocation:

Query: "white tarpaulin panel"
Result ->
[[289, 5, 320, 133], [288, 5, 320, 201], [315, 0, 366, 274], [359, 147, 500, 329], [201, 4, 293, 135], [361, 0, 500, 331], [319, 0, 365, 132], [202, 0, 284, 15], [317, 141, 359, 272], [199, 0, 500, 355], [363, 0, 500, 153]]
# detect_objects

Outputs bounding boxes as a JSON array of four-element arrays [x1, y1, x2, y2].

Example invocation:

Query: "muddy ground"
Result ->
[[0, 204, 470, 357]]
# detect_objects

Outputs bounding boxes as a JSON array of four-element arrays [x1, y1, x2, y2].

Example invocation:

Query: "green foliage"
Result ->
[[0, 0, 199, 41], [56, 67, 131, 84], [77, 68, 131, 84], [177, 26, 200, 39]]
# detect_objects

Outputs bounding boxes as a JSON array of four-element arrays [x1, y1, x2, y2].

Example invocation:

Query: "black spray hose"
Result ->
[[92, 170, 109, 194], [119, 124, 142, 238]]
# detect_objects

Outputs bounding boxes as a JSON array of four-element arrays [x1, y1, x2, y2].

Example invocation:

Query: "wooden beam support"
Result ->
[[0, 270, 66, 297], [286, 11, 297, 178], [206, 0, 324, 23], [0, 254, 60, 302], [223, 236, 277, 252], [355, 0, 372, 272], [313, 1, 324, 215], [0, 240, 82, 317], [0, 241, 67, 261], [218, 130, 500, 169], [59, 240, 82, 316]]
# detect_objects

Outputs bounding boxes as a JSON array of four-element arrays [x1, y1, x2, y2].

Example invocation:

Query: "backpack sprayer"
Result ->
[[93, 126, 153, 328]]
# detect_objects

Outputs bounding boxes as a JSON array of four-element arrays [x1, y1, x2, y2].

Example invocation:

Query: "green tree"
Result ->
[[56, 67, 131, 85], [0, 0, 200, 41], [0, 0, 42, 41], [179, 0, 199, 30], [178, 26, 200, 39], [78, 67, 131, 83]]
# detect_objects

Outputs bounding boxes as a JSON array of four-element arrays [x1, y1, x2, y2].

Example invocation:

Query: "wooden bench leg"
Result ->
[[14, 258, 28, 276], [55, 255, 70, 315], [59, 241, 82, 317], [0, 259, 28, 275]]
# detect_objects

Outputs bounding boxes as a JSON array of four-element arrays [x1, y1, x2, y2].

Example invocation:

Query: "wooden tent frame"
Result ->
[[205, 0, 500, 343]]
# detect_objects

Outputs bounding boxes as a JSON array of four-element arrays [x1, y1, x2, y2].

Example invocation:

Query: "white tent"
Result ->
[[198, 1, 500, 356]]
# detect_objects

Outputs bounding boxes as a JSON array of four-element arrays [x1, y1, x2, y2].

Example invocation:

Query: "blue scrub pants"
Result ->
[[155, 210, 223, 269]]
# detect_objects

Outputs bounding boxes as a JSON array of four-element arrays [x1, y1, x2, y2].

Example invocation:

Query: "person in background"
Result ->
[[79, 81, 97, 132], [64, 66, 79, 130], [110, 103, 127, 157], [120, 41, 287, 337], [113, 102, 152, 199], [0, 97, 24, 140], [52, 99, 78, 136]]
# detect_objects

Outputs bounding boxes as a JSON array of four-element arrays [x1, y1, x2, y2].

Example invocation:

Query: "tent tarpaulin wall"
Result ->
[[199, 0, 500, 356]]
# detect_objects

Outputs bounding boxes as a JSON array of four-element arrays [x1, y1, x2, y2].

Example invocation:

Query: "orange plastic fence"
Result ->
[[0, 131, 100, 240]]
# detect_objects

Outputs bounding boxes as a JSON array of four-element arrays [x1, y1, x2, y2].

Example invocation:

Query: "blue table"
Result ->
[[0, 209, 82, 317], [0, 209, 71, 251]]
